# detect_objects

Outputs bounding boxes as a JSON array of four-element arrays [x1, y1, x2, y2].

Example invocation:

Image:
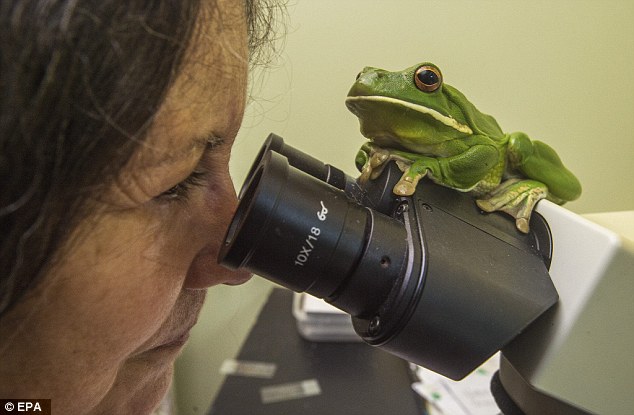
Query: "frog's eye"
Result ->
[[414, 65, 442, 92]]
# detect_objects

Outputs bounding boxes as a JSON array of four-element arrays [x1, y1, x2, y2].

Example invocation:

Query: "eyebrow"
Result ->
[[149, 132, 225, 168], [192, 133, 225, 151]]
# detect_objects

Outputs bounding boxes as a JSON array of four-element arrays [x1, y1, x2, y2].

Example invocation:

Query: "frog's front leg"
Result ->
[[356, 142, 415, 184], [357, 143, 388, 184], [357, 142, 500, 196], [386, 162, 421, 195], [356, 143, 434, 194], [393, 143, 501, 196], [356, 143, 438, 195]]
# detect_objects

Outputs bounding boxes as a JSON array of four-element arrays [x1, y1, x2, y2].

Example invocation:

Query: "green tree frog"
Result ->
[[346, 62, 581, 233]]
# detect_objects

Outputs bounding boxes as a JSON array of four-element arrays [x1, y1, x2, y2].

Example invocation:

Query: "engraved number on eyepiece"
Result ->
[[294, 201, 328, 267]]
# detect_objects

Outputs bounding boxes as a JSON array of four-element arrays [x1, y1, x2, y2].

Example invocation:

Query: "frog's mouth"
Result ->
[[346, 95, 473, 135]]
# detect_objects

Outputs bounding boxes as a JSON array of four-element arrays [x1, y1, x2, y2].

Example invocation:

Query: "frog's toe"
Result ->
[[358, 163, 372, 184], [369, 161, 390, 180], [358, 149, 390, 184], [516, 217, 530, 234], [369, 148, 389, 167], [505, 205, 533, 234], [393, 169, 426, 196], [394, 180, 416, 196], [368, 149, 392, 179], [475, 198, 497, 212], [477, 179, 548, 233]]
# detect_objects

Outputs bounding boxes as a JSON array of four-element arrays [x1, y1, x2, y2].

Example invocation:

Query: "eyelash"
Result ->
[[157, 169, 209, 203], [154, 135, 225, 204]]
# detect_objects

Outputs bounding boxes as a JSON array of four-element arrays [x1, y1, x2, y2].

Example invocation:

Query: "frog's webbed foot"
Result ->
[[476, 179, 548, 233]]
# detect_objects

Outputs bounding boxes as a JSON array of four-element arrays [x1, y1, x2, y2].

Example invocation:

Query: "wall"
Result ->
[[176, 1, 634, 413]]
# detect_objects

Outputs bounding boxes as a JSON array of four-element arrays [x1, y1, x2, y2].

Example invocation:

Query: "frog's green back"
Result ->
[[443, 84, 506, 141]]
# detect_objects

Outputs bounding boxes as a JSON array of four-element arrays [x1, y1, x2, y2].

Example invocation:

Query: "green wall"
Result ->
[[176, 1, 634, 413]]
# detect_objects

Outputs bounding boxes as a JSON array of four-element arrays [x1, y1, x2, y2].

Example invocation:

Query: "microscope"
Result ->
[[219, 134, 633, 415]]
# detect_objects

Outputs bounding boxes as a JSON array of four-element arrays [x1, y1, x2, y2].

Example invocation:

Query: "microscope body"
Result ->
[[343, 160, 558, 381], [220, 134, 634, 414]]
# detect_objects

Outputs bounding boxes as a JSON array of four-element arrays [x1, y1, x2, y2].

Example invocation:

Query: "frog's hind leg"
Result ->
[[476, 179, 548, 233]]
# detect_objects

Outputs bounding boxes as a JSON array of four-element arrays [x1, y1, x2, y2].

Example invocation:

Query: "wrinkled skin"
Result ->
[[0, 1, 251, 413]]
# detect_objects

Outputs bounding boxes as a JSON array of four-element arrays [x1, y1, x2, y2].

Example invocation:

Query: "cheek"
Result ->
[[63, 216, 185, 353], [0, 216, 187, 411]]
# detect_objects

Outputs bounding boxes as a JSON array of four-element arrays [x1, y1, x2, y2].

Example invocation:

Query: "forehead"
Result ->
[[134, 0, 248, 166]]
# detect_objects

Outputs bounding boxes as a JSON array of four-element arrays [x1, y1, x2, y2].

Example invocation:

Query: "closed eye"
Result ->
[[153, 133, 224, 204], [156, 169, 209, 203]]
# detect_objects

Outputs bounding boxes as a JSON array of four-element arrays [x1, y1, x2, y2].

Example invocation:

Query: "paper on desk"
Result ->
[[411, 353, 500, 415], [220, 358, 277, 378], [260, 379, 322, 404], [301, 294, 341, 313]]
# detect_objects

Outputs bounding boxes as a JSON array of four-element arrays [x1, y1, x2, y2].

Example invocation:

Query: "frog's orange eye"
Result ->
[[414, 65, 442, 92]]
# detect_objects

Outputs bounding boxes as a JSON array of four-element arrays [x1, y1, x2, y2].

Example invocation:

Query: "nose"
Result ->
[[183, 177, 252, 289]]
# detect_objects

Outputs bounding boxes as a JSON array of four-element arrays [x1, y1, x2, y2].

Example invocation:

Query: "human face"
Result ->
[[0, 0, 251, 413]]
